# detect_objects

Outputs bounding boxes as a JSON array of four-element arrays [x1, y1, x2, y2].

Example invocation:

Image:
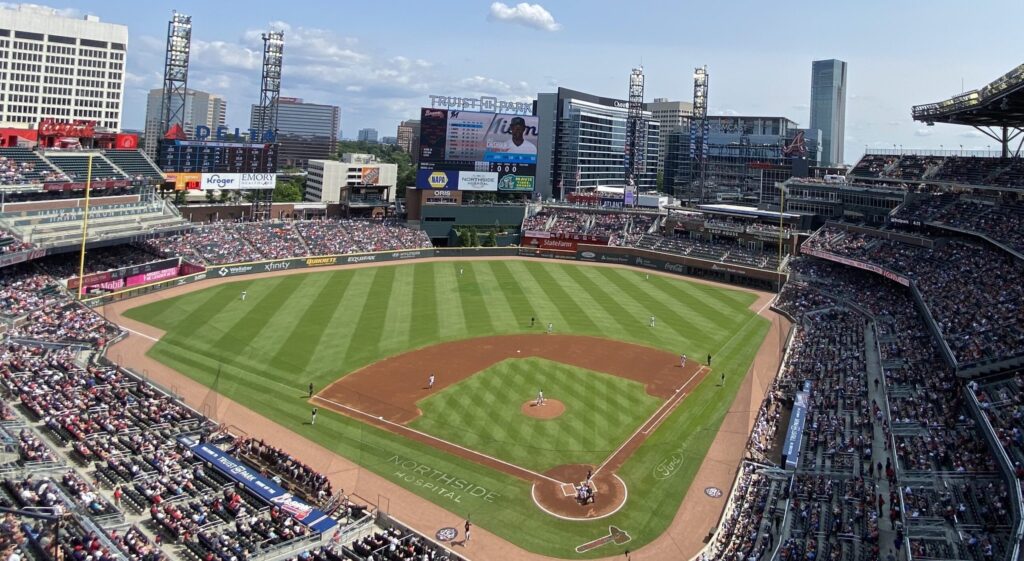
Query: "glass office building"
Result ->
[[810, 59, 847, 167], [535, 87, 659, 199], [250, 97, 340, 168]]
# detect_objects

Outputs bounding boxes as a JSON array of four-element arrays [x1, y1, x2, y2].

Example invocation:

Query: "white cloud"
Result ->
[[488, 2, 562, 32], [0, 2, 81, 18], [914, 128, 934, 137]]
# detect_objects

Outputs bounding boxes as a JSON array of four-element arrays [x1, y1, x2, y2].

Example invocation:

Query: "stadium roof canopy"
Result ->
[[912, 63, 1024, 127]]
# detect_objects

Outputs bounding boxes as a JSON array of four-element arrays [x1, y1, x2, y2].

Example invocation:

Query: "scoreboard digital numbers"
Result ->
[[158, 140, 279, 173]]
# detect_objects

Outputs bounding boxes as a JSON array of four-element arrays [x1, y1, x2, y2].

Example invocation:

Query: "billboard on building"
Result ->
[[361, 167, 380, 185], [417, 108, 537, 191], [169, 173, 276, 191]]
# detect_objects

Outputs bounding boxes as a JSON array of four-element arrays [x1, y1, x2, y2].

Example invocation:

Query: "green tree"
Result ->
[[173, 190, 187, 205], [458, 228, 471, 247], [273, 178, 304, 202], [469, 226, 479, 247], [484, 230, 497, 247], [205, 190, 215, 203]]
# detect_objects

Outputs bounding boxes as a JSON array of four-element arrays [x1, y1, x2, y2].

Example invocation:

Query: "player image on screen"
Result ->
[[486, 117, 536, 161]]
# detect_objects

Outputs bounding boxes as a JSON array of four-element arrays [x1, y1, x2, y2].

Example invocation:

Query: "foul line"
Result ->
[[312, 395, 564, 486], [122, 326, 159, 342], [593, 365, 708, 478]]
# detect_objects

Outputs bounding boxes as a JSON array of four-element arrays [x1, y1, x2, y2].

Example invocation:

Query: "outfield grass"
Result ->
[[409, 357, 662, 472], [124, 260, 770, 558]]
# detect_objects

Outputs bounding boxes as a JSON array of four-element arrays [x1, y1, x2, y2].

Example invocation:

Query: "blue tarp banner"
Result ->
[[782, 381, 812, 470], [186, 440, 337, 533]]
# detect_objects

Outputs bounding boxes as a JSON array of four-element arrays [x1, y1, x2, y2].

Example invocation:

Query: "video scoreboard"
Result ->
[[158, 140, 278, 173]]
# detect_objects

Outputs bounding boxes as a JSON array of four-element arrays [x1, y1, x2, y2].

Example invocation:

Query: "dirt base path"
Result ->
[[99, 257, 788, 561]]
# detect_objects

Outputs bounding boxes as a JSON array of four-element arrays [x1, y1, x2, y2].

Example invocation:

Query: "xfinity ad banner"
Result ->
[[185, 439, 337, 533]]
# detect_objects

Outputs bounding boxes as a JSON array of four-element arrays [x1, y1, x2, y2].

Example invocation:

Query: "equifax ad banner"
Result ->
[[188, 441, 337, 533]]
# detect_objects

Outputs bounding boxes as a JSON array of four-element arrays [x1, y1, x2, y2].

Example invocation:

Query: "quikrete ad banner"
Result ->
[[184, 439, 337, 533]]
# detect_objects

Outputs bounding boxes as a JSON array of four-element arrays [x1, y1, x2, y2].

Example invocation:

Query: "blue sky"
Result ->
[[16, 0, 1024, 164]]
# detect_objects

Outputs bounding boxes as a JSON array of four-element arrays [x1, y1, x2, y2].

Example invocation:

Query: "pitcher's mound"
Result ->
[[521, 399, 565, 419]]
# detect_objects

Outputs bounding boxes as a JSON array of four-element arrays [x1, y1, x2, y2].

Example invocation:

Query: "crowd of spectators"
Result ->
[[634, 233, 782, 269], [233, 438, 334, 507], [39, 245, 165, 280], [142, 219, 431, 265], [894, 193, 1024, 255], [803, 226, 1024, 366], [0, 227, 32, 255]]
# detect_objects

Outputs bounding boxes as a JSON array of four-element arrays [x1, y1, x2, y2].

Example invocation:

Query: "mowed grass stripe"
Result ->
[[345, 266, 397, 367], [605, 268, 732, 342], [305, 268, 380, 376], [522, 263, 600, 333], [432, 264, 468, 340], [645, 269, 753, 324], [265, 272, 354, 377], [541, 265, 628, 339], [457, 266, 494, 335], [407, 264, 439, 349], [598, 268, 724, 350], [561, 266, 668, 341], [502, 261, 568, 329], [379, 266, 415, 356], [486, 260, 538, 327], [471, 262, 519, 330]]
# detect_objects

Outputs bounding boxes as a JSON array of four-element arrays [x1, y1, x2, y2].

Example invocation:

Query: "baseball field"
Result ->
[[121, 259, 772, 558]]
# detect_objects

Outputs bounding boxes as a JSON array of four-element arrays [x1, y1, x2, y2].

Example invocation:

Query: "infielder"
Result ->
[[680, 353, 687, 368], [649, 315, 656, 327], [535, 389, 545, 406], [311, 407, 318, 425], [547, 322, 553, 334], [428, 373, 435, 390]]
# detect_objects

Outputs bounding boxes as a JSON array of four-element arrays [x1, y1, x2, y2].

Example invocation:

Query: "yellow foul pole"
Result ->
[[76, 154, 94, 299]]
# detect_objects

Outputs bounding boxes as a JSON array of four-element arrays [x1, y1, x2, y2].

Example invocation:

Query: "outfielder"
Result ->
[[240, 291, 247, 301], [649, 315, 656, 327]]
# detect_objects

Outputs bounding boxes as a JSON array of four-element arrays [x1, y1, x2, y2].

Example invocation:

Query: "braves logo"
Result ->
[[435, 527, 458, 542]]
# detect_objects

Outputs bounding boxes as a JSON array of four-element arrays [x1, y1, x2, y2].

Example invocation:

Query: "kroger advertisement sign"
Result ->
[[200, 173, 276, 190]]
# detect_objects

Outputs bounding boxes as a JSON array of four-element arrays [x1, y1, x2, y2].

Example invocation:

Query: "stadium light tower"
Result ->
[[251, 30, 284, 222], [625, 67, 646, 191], [160, 11, 192, 136], [256, 31, 285, 137], [691, 66, 709, 202]]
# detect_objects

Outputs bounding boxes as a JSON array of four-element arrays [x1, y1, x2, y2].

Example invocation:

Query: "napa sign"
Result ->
[[194, 125, 277, 143]]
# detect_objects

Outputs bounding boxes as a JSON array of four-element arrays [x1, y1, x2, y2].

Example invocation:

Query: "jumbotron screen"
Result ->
[[417, 108, 538, 192]]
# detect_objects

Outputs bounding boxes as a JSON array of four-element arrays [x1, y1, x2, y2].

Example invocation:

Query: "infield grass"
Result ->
[[409, 357, 662, 472], [123, 260, 771, 558]]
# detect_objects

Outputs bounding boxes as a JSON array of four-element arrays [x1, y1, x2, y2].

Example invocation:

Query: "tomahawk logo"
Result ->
[[575, 526, 631, 553]]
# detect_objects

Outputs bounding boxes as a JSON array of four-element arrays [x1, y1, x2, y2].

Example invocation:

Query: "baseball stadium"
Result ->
[[0, 6, 1023, 561]]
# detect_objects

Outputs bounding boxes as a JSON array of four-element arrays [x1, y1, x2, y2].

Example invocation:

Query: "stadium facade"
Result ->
[[0, 5, 128, 131]]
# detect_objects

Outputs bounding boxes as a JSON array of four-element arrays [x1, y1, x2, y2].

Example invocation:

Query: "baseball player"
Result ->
[[464, 520, 471, 544], [680, 353, 686, 368], [428, 373, 435, 390], [308, 382, 314, 398], [535, 389, 545, 406], [459, 267, 464, 277], [311, 407, 318, 425], [547, 322, 553, 334], [240, 290, 247, 301], [707, 353, 712, 366], [530, 317, 535, 327], [649, 315, 656, 327]]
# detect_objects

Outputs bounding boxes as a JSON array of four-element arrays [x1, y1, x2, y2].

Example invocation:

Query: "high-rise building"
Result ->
[[535, 87, 659, 200], [250, 97, 340, 168], [810, 59, 847, 167], [664, 115, 819, 203], [357, 128, 378, 143], [396, 119, 420, 160], [381, 136, 397, 145], [143, 88, 226, 157], [646, 98, 693, 177], [0, 5, 128, 130]]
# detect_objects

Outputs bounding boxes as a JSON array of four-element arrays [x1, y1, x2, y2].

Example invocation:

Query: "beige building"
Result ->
[[143, 88, 227, 158], [305, 155, 397, 205], [0, 5, 128, 130], [647, 98, 693, 174]]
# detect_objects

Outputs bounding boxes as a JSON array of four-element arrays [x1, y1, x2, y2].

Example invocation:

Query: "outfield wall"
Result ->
[[82, 246, 784, 307]]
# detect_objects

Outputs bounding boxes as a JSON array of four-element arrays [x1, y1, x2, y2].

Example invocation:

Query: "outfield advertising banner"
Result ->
[[125, 266, 180, 287], [457, 171, 498, 192], [199, 173, 277, 191], [416, 170, 458, 190]]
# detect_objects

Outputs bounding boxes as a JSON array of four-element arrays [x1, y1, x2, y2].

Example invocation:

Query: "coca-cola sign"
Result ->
[[38, 119, 96, 138]]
